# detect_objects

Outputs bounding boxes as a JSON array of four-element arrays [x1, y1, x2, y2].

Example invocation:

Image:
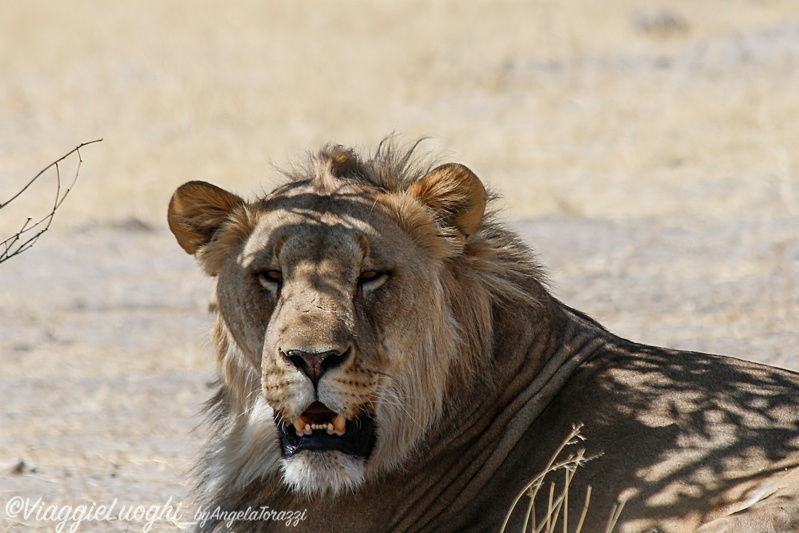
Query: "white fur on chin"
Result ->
[[281, 451, 366, 496]]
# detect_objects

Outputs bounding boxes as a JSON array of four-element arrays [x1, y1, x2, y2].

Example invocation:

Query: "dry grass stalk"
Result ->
[[500, 425, 624, 533]]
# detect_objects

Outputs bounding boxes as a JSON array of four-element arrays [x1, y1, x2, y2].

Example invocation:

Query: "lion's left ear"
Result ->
[[408, 163, 487, 237]]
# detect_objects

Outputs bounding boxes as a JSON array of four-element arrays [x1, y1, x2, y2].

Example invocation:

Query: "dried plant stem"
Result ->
[[500, 425, 620, 533], [1, 139, 102, 264], [575, 486, 592, 533]]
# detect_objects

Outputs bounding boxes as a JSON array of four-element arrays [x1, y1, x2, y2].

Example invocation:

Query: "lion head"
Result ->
[[168, 142, 544, 499]]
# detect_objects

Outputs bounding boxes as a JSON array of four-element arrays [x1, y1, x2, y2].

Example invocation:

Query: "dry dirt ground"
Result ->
[[1, 1, 798, 531]]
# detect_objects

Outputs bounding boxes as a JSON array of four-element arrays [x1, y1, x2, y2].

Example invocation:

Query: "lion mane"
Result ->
[[169, 141, 799, 532]]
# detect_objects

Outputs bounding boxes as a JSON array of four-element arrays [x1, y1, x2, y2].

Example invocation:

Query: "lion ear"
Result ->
[[168, 181, 244, 256], [408, 163, 487, 237]]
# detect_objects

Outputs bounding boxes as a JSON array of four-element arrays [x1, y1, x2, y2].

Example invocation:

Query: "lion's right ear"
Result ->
[[408, 163, 487, 237], [168, 181, 244, 256]]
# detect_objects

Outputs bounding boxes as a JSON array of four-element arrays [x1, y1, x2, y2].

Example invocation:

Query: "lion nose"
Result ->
[[283, 348, 350, 386]]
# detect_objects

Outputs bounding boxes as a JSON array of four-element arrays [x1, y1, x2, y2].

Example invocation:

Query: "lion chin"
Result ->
[[275, 400, 376, 496], [281, 451, 366, 496]]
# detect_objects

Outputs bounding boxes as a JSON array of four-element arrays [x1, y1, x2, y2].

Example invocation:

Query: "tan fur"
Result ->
[[169, 141, 799, 532]]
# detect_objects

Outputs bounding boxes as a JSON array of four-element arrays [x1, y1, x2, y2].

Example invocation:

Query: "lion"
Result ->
[[168, 141, 799, 532]]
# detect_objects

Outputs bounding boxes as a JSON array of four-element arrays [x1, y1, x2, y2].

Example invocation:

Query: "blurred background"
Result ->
[[1, 1, 798, 530]]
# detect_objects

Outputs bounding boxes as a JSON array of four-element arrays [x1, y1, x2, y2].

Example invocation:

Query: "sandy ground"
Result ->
[[1, 1, 798, 531]]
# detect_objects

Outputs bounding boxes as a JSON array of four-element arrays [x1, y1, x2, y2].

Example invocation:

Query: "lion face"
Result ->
[[224, 183, 449, 494], [168, 148, 488, 496]]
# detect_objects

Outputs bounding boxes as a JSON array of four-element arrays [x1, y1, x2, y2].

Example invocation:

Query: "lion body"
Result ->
[[169, 142, 799, 532]]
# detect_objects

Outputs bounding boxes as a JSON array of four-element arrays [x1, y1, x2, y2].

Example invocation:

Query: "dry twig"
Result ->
[[0, 139, 102, 264]]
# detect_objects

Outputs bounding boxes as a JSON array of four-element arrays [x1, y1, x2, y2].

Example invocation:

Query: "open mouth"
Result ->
[[276, 401, 375, 460]]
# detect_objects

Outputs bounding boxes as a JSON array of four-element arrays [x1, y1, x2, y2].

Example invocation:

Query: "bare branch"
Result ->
[[0, 139, 102, 264]]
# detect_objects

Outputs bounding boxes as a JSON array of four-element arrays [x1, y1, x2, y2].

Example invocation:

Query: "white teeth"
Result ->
[[291, 414, 348, 436]]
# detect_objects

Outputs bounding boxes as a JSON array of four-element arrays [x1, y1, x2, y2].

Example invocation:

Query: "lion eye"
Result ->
[[257, 269, 283, 287], [358, 270, 387, 288]]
